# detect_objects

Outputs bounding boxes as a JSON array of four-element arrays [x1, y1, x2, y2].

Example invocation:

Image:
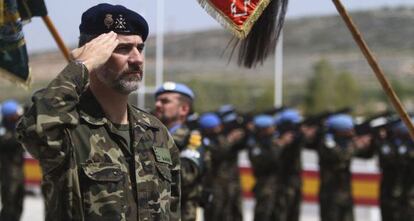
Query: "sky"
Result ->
[[23, 0, 414, 52]]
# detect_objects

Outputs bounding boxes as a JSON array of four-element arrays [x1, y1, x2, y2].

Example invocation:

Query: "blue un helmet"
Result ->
[[155, 81, 195, 100], [199, 113, 221, 129], [253, 115, 275, 129], [326, 114, 354, 132], [275, 108, 302, 125], [1, 99, 22, 117]]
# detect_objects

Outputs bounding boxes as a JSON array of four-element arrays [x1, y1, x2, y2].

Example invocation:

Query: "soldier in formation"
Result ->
[[0, 99, 25, 221]]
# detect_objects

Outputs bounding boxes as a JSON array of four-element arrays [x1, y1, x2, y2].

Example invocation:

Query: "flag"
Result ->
[[197, 0, 288, 68], [17, 0, 47, 22], [0, 0, 30, 85], [197, 0, 272, 39]]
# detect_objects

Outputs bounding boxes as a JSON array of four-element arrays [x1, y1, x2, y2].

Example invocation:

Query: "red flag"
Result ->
[[197, 0, 272, 39]]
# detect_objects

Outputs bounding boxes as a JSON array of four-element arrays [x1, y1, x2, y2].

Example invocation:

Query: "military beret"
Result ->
[[326, 114, 354, 131], [1, 99, 21, 117], [79, 3, 149, 41], [275, 109, 302, 125], [199, 113, 221, 129], [155, 82, 195, 100], [253, 115, 275, 128]]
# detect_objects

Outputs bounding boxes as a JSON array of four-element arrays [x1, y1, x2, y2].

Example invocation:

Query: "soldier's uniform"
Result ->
[[170, 124, 206, 221], [275, 109, 304, 221], [203, 132, 244, 221], [358, 133, 403, 221], [0, 100, 25, 221], [155, 82, 207, 221], [314, 114, 368, 221], [17, 61, 181, 220], [247, 115, 286, 221], [391, 121, 414, 221]]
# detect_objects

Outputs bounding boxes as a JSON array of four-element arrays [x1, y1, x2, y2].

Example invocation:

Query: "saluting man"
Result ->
[[17, 4, 181, 220]]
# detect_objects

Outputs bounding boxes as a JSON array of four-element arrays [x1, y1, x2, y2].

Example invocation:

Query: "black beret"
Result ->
[[79, 3, 149, 41]]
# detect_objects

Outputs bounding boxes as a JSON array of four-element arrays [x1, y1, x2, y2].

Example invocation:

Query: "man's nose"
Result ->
[[128, 47, 144, 64]]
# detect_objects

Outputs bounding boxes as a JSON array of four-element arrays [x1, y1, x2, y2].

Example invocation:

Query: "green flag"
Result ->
[[0, 0, 30, 85], [17, 0, 47, 21]]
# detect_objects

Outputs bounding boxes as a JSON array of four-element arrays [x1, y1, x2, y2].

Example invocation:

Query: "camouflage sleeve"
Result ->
[[166, 131, 181, 220], [17, 62, 88, 170]]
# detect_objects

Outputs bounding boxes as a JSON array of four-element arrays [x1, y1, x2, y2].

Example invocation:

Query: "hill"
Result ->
[[2, 6, 414, 110]]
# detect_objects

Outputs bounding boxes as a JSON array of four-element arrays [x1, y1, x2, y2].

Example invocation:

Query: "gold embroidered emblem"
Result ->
[[104, 14, 114, 29]]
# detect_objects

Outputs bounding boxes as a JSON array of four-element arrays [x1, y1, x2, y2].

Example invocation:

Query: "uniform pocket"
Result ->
[[81, 162, 127, 221], [155, 163, 172, 182]]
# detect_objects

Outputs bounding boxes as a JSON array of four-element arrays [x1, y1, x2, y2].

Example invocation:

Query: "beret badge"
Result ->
[[104, 14, 114, 29], [115, 14, 127, 30]]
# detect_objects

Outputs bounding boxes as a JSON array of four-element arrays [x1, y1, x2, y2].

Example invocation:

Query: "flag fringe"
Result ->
[[197, 0, 272, 39], [0, 67, 31, 89]]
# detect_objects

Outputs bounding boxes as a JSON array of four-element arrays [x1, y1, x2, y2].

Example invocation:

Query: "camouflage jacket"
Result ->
[[17, 62, 181, 221]]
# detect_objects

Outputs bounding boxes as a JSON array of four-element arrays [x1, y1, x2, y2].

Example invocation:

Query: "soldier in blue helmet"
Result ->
[[274, 108, 304, 221], [155, 81, 207, 221], [310, 114, 372, 221], [17, 4, 181, 220], [246, 114, 296, 221], [0, 99, 25, 221]]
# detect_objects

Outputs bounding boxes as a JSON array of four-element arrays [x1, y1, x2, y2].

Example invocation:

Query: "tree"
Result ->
[[333, 71, 360, 109], [304, 59, 336, 114]]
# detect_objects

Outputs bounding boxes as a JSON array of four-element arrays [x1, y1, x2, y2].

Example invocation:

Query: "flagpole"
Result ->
[[41, 16, 71, 62], [274, 32, 283, 108], [332, 0, 414, 141]]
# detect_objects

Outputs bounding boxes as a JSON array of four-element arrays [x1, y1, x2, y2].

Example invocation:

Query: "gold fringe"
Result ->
[[197, 0, 272, 39], [0, 67, 32, 89]]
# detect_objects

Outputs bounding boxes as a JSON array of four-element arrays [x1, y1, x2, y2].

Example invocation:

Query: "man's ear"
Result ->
[[180, 103, 190, 116]]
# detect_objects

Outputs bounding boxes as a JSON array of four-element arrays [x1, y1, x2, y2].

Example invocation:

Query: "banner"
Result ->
[[197, 0, 272, 39], [0, 0, 30, 85], [17, 0, 47, 22]]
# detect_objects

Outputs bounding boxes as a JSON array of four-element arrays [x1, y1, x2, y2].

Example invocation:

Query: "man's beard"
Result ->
[[99, 66, 143, 94]]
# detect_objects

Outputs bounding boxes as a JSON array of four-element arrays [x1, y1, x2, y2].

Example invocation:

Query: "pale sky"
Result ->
[[23, 0, 414, 52]]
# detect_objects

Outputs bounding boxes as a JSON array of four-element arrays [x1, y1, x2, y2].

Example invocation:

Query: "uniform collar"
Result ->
[[78, 88, 159, 130]]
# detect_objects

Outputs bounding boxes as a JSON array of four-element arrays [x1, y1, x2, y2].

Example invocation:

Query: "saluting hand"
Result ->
[[71, 31, 119, 72]]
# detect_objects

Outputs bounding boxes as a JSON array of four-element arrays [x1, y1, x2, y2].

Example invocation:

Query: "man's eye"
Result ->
[[137, 46, 144, 53], [114, 46, 131, 54]]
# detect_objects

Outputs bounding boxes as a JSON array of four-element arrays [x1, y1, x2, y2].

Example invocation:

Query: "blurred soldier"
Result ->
[[247, 115, 294, 221], [391, 120, 414, 221], [354, 120, 403, 221], [0, 100, 24, 221], [199, 112, 242, 221], [17, 4, 181, 220], [314, 114, 370, 221], [155, 82, 206, 221], [274, 109, 304, 221]]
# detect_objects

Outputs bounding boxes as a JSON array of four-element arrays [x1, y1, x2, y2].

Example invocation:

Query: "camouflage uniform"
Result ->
[[247, 134, 286, 221], [203, 133, 244, 221], [170, 125, 204, 221], [316, 133, 368, 221], [398, 138, 414, 221], [0, 123, 25, 221], [17, 62, 181, 221], [279, 134, 303, 221], [358, 137, 403, 221]]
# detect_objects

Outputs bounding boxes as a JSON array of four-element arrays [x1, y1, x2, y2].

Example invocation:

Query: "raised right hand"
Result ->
[[71, 31, 119, 72]]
